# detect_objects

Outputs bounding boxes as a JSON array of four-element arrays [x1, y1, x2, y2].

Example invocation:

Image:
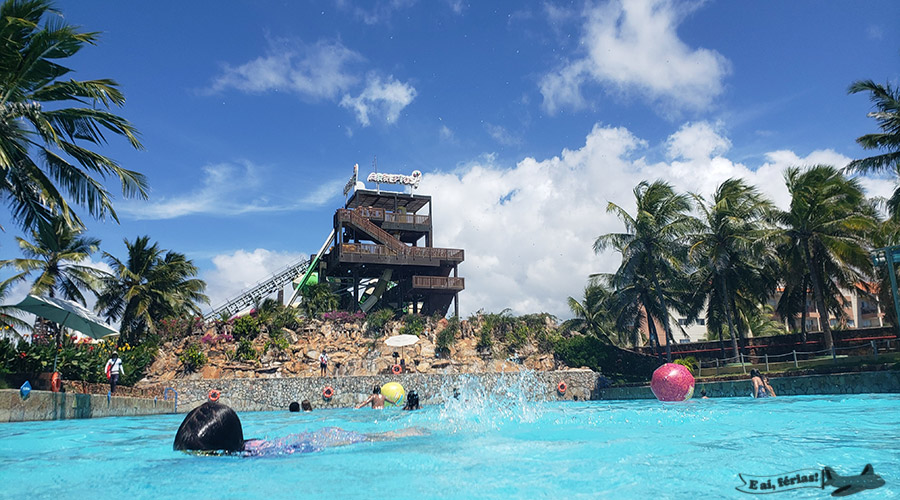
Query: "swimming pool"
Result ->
[[1, 386, 897, 499]]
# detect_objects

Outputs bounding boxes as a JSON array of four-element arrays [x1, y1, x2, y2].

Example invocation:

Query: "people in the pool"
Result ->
[[289, 401, 300, 412], [403, 390, 420, 411], [750, 369, 776, 398], [301, 400, 313, 412], [355, 385, 385, 409], [173, 402, 423, 455]]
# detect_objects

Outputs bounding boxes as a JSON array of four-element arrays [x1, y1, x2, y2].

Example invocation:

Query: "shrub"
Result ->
[[235, 338, 258, 362], [232, 315, 260, 341], [552, 334, 658, 382], [366, 308, 395, 338], [435, 316, 459, 354], [673, 356, 698, 375], [505, 322, 529, 351], [178, 343, 207, 372], [264, 329, 290, 353], [399, 314, 425, 337]]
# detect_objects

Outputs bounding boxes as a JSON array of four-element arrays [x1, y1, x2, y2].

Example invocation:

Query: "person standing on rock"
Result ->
[[319, 350, 328, 377], [105, 351, 124, 394]]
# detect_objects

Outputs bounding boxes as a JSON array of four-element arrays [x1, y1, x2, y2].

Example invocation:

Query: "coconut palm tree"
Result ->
[[594, 180, 695, 362], [561, 283, 622, 345], [773, 165, 878, 350], [96, 236, 208, 344], [0, 215, 103, 304], [0, 272, 31, 336], [0, 0, 147, 232], [299, 282, 339, 318], [687, 179, 775, 358]]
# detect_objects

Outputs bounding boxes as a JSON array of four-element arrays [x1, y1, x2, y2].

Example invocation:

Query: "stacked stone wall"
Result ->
[[170, 369, 600, 412]]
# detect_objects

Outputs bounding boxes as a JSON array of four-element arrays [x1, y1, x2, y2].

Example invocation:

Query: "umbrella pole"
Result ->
[[52, 312, 72, 373]]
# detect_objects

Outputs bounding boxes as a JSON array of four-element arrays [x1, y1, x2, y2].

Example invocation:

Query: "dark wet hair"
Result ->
[[373, 385, 380, 394], [404, 390, 420, 410], [700, 389, 707, 396], [173, 402, 244, 452], [288, 401, 300, 412], [301, 400, 312, 412], [750, 369, 762, 379]]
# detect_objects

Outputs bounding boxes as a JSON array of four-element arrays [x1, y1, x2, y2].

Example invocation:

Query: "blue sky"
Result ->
[[1, 0, 898, 319]]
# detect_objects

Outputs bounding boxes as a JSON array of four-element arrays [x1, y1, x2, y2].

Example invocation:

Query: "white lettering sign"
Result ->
[[366, 170, 422, 189]]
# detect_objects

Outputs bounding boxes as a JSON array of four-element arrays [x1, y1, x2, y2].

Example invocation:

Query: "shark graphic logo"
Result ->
[[823, 464, 885, 497]]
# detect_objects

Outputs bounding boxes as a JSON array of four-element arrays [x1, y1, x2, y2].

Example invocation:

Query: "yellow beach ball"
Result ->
[[381, 382, 406, 407]]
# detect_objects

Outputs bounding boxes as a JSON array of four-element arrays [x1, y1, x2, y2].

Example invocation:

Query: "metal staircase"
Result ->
[[204, 258, 311, 320]]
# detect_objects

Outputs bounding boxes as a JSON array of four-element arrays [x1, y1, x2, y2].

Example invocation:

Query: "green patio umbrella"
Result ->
[[13, 294, 119, 372]]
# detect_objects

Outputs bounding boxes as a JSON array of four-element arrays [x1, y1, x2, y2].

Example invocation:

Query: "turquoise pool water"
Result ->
[[1, 389, 897, 499]]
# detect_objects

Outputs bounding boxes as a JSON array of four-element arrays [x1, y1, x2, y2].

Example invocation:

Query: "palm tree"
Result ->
[[0, 0, 148, 232], [299, 282, 339, 318], [0, 215, 103, 304], [561, 283, 621, 345], [0, 272, 31, 336], [687, 179, 775, 358], [96, 236, 208, 344], [845, 79, 899, 220], [594, 180, 695, 362], [773, 165, 878, 350]]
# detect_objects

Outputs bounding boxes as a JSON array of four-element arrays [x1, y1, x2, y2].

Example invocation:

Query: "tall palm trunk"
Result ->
[[720, 276, 740, 359], [652, 275, 673, 362], [799, 276, 809, 343], [646, 315, 662, 361], [802, 241, 834, 350]]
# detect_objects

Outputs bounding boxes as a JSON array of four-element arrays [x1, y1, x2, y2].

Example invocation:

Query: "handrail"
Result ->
[[337, 209, 406, 252], [164, 387, 178, 412], [339, 242, 464, 262]]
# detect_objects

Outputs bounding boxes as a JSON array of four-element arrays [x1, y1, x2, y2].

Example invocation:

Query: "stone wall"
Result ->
[[170, 369, 600, 412], [0, 389, 176, 422], [597, 371, 900, 400]]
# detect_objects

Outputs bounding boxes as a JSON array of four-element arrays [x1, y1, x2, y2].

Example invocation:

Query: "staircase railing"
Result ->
[[336, 209, 406, 252]]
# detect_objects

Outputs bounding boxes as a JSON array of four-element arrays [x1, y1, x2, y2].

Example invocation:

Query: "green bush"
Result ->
[[0, 336, 157, 386], [436, 316, 459, 354], [552, 334, 659, 382], [232, 315, 260, 341], [178, 343, 207, 372], [264, 330, 290, 353], [366, 308, 395, 338], [673, 356, 698, 375], [505, 322, 530, 351], [399, 314, 425, 337], [235, 338, 258, 361]]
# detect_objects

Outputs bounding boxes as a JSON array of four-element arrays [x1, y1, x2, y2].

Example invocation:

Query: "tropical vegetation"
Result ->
[[0, 0, 148, 233]]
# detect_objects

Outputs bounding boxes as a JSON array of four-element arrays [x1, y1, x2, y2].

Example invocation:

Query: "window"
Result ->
[[697, 319, 705, 326], [847, 320, 855, 328], [677, 318, 688, 326]]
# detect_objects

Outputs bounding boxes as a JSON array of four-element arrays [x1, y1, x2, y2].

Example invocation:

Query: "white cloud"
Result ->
[[203, 249, 309, 310], [210, 40, 362, 100], [540, 0, 730, 114], [340, 74, 417, 126], [120, 161, 341, 220], [485, 123, 522, 146], [420, 122, 859, 319]]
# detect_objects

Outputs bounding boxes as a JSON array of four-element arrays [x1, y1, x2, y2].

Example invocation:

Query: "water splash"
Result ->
[[432, 370, 547, 432]]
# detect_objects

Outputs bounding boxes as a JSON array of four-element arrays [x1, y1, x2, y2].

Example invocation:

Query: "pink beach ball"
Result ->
[[650, 363, 695, 401]]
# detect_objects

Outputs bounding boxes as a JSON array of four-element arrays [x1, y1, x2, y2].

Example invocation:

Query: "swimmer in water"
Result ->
[[355, 385, 385, 409], [173, 402, 424, 456], [403, 390, 420, 410]]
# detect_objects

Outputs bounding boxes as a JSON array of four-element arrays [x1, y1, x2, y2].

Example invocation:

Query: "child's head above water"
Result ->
[[173, 401, 244, 452]]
